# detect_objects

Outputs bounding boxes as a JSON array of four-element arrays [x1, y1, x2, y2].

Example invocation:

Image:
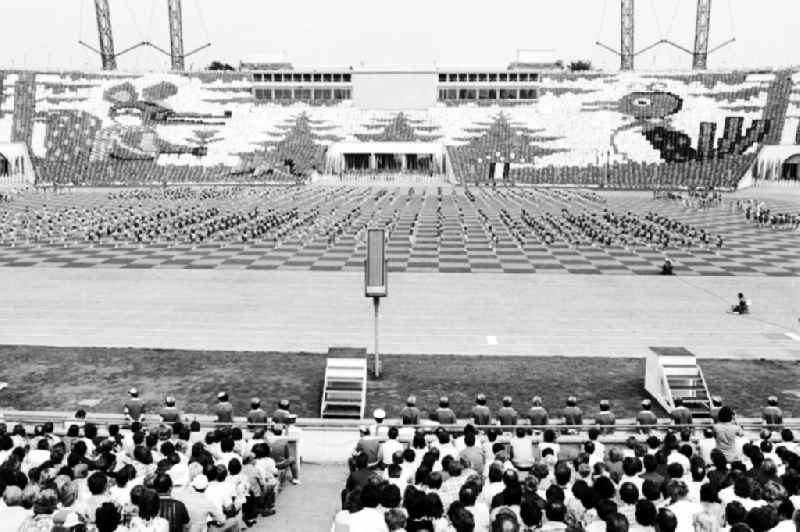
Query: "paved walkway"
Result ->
[[253, 464, 343, 532], [0, 268, 798, 359]]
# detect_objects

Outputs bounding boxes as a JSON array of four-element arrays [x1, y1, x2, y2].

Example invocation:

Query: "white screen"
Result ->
[[352, 71, 436, 109]]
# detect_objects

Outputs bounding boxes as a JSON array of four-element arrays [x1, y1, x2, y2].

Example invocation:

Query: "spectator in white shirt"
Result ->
[[479, 462, 505, 506], [693, 510, 720, 532], [0, 486, 32, 532], [204, 464, 239, 521], [664, 480, 702, 532], [621, 457, 645, 491], [384, 507, 407, 532], [618, 482, 640, 523], [540, 429, 561, 458], [698, 428, 717, 465], [768, 500, 795, 532], [687, 461, 707, 503], [459, 483, 490, 532], [347, 483, 389, 532], [509, 428, 535, 471], [109, 464, 137, 506], [724, 500, 747, 530], [380, 427, 404, 467]]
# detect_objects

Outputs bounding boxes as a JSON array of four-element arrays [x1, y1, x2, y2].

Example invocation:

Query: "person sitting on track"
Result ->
[[730, 293, 749, 314]]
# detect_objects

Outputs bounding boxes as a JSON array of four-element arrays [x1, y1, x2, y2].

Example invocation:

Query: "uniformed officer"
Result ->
[[595, 399, 616, 434], [400, 395, 420, 425], [370, 408, 387, 437], [497, 396, 519, 427], [272, 399, 291, 425], [636, 399, 658, 434], [247, 397, 269, 431], [159, 396, 182, 424], [124, 388, 145, 424], [670, 397, 693, 427], [762, 396, 783, 432], [215, 392, 233, 426], [435, 396, 456, 425], [527, 396, 548, 429], [562, 396, 583, 433], [471, 394, 492, 426]]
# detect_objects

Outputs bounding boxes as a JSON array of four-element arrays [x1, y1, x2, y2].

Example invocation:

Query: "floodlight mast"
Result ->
[[81, 0, 211, 71], [620, 0, 635, 71], [692, 0, 712, 70], [168, 0, 186, 71], [94, 0, 117, 70], [596, 0, 734, 71]]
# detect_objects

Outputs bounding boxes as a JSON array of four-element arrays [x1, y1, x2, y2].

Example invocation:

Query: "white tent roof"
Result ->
[[0, 142, 31, 159], [326, 142, 444, 155]]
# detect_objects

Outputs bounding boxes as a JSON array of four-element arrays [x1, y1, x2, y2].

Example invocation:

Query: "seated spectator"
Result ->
[[18, 489, 59, 532], [460, 483, 490, 532], [385, 507, 408, 532], [95, 502, 123, 532], [0, 486, 32, 531], [655, 508, 678, 532], [130, 488, 169, 531], [608, 513, 630, 532], [540, 500, 568, 532], [348, 483, 388, 531], [692, 511, 719, 532], [509, 428, 535, 471], [154, 472, 190, 532], [631, 500, 657, 532], [449, 501, 477, 532]]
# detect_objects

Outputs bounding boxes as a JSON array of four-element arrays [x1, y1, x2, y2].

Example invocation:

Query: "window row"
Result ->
[[438, 72, 539, 83], [438, 88, 539, 100], [252, 72, 352, 83], [254, 88, 352, 101]]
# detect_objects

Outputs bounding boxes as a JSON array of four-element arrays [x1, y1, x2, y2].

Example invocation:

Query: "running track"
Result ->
[[0, 268, 798, 359]]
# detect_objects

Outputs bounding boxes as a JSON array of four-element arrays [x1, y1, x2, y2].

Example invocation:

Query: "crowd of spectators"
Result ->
[[335, 397, 799, 532], [0, 392, 303, 531]]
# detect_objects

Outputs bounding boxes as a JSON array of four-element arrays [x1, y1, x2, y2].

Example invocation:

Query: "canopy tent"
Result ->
[[0, 142, 36, 188], [753, 145, 800, 181], [323, 142, 446, 174]]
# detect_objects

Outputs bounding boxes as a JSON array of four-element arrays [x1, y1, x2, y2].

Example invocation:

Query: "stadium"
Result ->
[[0, 0, 799, 530]]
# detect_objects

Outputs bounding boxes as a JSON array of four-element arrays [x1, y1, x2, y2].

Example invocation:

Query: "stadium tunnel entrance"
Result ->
[[782, 153, 800, 180], [323, 142, 446, 175]]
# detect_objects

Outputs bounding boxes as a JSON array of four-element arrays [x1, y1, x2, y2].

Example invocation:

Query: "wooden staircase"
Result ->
[[645, 347, 712, 419], [320, 347, 367, 419]]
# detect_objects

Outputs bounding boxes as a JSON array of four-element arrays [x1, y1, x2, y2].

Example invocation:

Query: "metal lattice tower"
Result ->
[[693, 0, 712, 70], [94, 0, 117, 70], [167, 0, 185, 71], [620, 0, 635, 70]]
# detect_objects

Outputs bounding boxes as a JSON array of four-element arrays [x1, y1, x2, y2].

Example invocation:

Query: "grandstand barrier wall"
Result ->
[[2, 409, 797, 464]]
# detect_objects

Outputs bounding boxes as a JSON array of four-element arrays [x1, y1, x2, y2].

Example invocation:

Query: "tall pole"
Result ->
[[620, 0, 635, 71], [94, 0, 117, 70], [167, 0, 186, 71], [693, 0, 712, 70], [373, 297, 381, 378]]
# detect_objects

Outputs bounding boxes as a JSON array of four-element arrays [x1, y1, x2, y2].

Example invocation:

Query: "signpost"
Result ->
[[365, 228, 387, 377]]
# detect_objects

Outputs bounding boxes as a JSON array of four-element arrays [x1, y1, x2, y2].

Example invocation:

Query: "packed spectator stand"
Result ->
[[0, 391, 304, 532], [334, 394, 800, 532]]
